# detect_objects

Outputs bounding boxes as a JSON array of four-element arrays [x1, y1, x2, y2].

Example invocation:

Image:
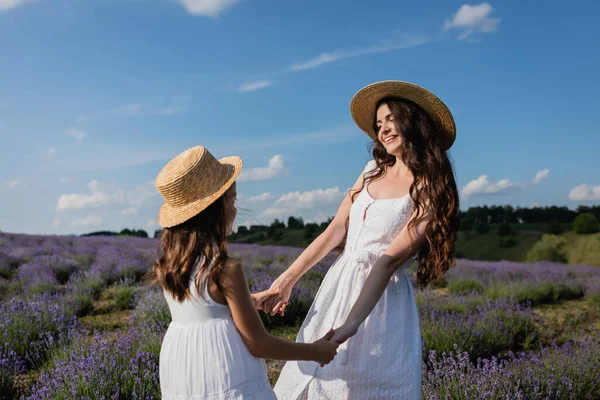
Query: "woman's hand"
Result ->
[[249, 287, 280, 310], [330, 322, 358, 344], [261, 274, 294, 316]]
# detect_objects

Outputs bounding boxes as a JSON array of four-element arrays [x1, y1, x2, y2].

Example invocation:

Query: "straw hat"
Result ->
[[155, 146, 242, 228], [350, 80, 456, 150]]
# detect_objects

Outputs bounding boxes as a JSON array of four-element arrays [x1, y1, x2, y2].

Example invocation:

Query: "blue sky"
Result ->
[[1, 0, 599, 235]]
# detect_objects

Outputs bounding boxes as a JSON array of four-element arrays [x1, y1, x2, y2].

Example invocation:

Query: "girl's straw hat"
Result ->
[[155, 146, 242, 228], [350, 80, 456, 150]]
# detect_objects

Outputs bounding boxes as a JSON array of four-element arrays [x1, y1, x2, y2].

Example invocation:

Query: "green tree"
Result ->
[[573, 213, 599, 234]]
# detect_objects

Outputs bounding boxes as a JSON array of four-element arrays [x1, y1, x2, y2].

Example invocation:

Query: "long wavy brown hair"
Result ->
[[145, 195, 230, 302], [342, 97, 460, 287]]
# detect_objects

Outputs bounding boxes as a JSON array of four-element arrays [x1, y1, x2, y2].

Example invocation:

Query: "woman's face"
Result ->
[[376, 103, 403, 156], [223, 182, 237, 236]]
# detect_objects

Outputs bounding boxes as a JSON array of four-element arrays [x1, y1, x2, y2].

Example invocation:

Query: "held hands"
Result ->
[[312, 329, 339, 367], [249, 287, 281, 310], [330, 323, 358, 345], [259, 275, 294, 316]]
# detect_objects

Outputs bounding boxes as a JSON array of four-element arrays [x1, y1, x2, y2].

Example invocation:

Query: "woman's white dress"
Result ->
[[274, 160, 422, 399], [160, 262, 276, 400]]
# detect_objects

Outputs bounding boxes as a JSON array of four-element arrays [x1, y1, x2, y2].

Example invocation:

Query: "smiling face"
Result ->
[[376, 103, 403, 157]]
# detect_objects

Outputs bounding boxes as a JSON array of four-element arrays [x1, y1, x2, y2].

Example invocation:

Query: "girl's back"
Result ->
[[160, 258, 275, 400]]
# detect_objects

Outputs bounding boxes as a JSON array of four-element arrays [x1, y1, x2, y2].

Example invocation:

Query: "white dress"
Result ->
[[274, 160, 422, 400], [160, 262, 276, 400]]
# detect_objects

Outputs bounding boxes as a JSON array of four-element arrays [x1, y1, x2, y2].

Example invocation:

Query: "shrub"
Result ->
[[548, 221, 564, 234], [113, 286, 136, 310], [573, 213, 599, 234], [475, 223, 490, 234], [499, 236, 517, 248], [526, 234, 568, 263], [447, 278, 485, 294], [496, 223, 512, 237]]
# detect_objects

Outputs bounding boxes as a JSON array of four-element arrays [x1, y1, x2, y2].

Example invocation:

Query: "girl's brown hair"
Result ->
[[341, 97, 460, 287], [145, 195, 230, 302]]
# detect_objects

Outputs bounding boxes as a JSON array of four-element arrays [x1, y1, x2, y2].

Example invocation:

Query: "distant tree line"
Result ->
[[81, 228, 149, 238]]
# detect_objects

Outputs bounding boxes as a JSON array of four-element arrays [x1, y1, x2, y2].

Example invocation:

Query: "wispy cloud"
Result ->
[[461, 175, 518, 200], [238, 155, 285, 182], [157, 106, 182, 115], [568, 184, 600, 202], [176, 0, 242, 17], [462, 169, 550, 200], [47, 147, 57, 155], [120, 207, 138, 216], [66, 128, 86, 140], [56, 180, 157, 211], [287, 35, 429, 72], [444, 3, 501, 41], [238, 80, 273, 93], [5, 179, 20, 189], [114, 103, 182, 117], [0, 0, 35, 12], [52, 218, 61, 227], [117, 103, 144, 116], [533, 169, 550, 184], [71, 216, 103, 228]]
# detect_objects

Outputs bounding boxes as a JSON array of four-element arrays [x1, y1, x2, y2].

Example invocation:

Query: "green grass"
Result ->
[[455, 231, 542, 261]]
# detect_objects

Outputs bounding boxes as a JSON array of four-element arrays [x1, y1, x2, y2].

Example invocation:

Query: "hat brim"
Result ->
[[157, 156, 242, 228], [350, 80, 456, 150]]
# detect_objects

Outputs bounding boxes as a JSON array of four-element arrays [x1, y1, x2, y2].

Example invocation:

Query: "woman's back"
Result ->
[[160, 259, 275, 400]]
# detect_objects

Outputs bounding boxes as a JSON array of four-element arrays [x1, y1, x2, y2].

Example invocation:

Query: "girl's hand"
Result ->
[[249, 287, 280, 310], [261, 275, 294, 316], [330, 323, 358, 344]]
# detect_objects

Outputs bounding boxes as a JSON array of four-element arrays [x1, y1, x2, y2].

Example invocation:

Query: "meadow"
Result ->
[[1, 232, 599, 399]]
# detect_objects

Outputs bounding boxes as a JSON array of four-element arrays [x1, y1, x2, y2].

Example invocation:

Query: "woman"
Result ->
[[262, 81, 460, 399], [148, 146, 339, 400]]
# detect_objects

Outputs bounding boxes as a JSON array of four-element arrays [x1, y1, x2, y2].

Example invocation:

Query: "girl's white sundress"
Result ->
[[274, 160, 422, 399], [160, 261, 276, 400]]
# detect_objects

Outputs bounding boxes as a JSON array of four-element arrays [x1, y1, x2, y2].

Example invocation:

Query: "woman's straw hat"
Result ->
[[350, 80, 456, 150], [155, 146, 242, 228]]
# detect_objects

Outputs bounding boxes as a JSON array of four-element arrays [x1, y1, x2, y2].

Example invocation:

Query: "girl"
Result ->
[[148, 146, 339, 399], [262, 81, 460, 399]]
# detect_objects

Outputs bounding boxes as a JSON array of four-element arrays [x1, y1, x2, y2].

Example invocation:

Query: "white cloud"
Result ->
[[117, 103, 144, 116], [0, 0, 34, 12], [461, 175, 517, 199], [238, 155, 285, 182], [176, 0, 242, 17], [71, 216, 103, 228], [533, 169, 550, 184], [531, 203, 541, 208], [66, 128, 86, 140], [52, 218, 61, 227], [238, 80, 273, 93], [120, 207, 138, 216], [235, 186, 346, 227], [6, 179, 20, 189], [238, 192, 276, 207], [56, 180, 157, 211], [158, 106, 182, 115], [47, 147, 56, 155], [146, 219, 159, 231], [568, 184, 600, 202], [287, 35, 429, 72], [444, 3, 501, 41]]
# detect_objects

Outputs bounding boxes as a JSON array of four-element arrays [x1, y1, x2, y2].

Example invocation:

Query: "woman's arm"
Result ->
[[261, 170, 368, 315], [331, 208, 431, 343], [219, 259, 339, 364]]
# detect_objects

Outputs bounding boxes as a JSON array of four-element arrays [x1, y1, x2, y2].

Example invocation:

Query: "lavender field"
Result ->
[[1, 232, 599, 399]]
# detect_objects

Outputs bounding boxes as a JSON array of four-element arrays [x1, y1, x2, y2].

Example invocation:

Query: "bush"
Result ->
[[486, 281, 585, 306], [447, 278, 485, 294], [573, 213, 599, 234], [63, 289, 95, 318], [475, 223, 490, 234], [499, 236, 517, 248], [547, 221, 564, 234], [526, 234, 568, 263], [496, 223, 512, 237], [113, 286, 136, 310]]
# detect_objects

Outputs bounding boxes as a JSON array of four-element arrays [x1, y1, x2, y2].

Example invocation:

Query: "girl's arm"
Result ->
[[261, 169, 368, 315], [219, 259, 339, 364], [331, 208, 431, 344]]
